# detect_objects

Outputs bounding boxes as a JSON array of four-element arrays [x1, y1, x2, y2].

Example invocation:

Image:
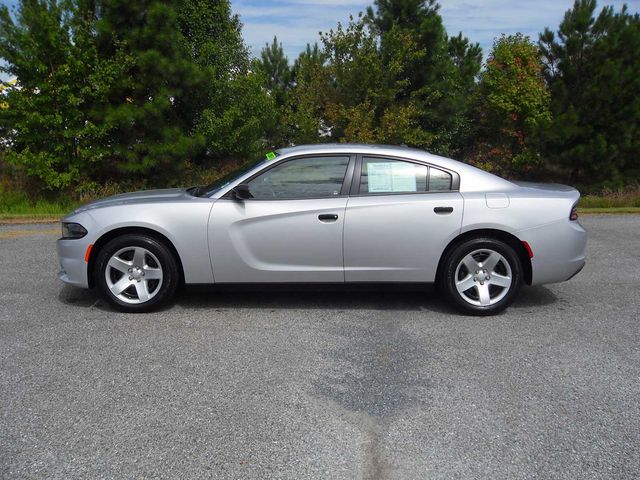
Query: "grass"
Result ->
[[578, 207, 640, 214], [2, 183, 640, 224], [0, 189, 80, 222], [579, 185, 640, 208]]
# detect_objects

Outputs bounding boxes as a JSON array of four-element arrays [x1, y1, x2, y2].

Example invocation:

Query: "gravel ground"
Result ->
[[1, 215, 639, 479]]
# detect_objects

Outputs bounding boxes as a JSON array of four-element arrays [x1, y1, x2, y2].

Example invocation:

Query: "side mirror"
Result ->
[[232, 183, 252, 200]]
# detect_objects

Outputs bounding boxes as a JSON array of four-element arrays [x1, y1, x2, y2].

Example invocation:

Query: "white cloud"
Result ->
[[235, 0, 640, 60], [234, 0, 370, 59]]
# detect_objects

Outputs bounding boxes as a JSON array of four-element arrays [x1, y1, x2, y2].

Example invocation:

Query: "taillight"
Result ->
[[569, 205, 578, 221]]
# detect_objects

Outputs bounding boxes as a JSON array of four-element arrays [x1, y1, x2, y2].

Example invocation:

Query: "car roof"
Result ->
[[277, 143, 421, 156]]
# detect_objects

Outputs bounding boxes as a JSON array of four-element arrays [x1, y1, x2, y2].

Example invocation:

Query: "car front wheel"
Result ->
[[441, 237, 523, 316], [95, 234, 179, 312]]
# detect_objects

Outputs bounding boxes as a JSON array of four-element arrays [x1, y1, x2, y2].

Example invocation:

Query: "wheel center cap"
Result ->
[[475, 269, 489, 283], [131, 266, 143, 281]]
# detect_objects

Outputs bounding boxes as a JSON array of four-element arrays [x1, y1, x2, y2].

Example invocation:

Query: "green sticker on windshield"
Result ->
[[265, 151, 277, 160]]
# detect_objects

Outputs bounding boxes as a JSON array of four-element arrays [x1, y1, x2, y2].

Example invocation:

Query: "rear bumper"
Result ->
[[517, 220, 587, 286]]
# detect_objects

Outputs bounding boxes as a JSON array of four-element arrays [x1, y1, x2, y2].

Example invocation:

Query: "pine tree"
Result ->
[[93, 0, 202, 183], [253, 36, 292, 108], [539, 0, 640, 189]]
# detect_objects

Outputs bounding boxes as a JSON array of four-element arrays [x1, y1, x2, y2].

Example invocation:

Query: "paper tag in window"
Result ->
[[368, 162, 416, 193]]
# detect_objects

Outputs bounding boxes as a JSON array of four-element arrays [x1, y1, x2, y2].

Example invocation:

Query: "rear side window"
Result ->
[[360, 157, 428, 194], [359, 157, 454, 194], [247, 156, 350, 199]]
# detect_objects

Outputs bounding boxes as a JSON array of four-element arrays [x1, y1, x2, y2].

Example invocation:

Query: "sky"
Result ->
[[235, 0, 640, 61]]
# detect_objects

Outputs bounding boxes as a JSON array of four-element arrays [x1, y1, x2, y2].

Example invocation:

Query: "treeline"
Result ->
[[0, 0, 638, 196]]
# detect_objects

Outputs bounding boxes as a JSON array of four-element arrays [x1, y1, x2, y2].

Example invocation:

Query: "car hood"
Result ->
[[70, 188, 193, 214]]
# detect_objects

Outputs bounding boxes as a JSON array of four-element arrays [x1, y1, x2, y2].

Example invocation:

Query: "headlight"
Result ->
[[61, 222, 88, 239]]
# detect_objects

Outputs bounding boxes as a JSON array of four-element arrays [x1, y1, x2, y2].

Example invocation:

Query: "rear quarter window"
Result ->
[[429, 167, 452, 191]]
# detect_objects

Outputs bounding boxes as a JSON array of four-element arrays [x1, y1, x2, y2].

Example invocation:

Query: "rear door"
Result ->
[[210, 155, 354, 283], [344, 155, 463, 282]]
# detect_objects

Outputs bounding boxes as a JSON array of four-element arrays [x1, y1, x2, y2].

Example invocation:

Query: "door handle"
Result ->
[[318, 214, 339, 222], [434, 206, 454, 215]]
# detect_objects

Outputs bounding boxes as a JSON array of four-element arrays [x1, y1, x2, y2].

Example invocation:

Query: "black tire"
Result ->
[[94, 234, 179, 312], [440, 237, 523, 316]]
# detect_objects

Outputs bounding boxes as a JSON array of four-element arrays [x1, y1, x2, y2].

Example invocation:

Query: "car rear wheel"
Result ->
[[441, 237, 522, 316], [95, 234, 179, 312]]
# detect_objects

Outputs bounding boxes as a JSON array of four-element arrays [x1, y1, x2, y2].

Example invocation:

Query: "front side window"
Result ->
[[248, 156, 350, 199], [360, 157, 428, 194]]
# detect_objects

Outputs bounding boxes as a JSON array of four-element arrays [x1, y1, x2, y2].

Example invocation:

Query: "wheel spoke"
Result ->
[[108, 256, 131, 273], [110, 276, 132, 296], [477, 283, 491, 306], [483, 252, 501, 272], [489, 273, 511, 288], [133, 247, 146, 267], [456, 274, 476, 293], [135, 281, 150, 302], [143, 267, 162, 280], [461, 254, 478, 273]]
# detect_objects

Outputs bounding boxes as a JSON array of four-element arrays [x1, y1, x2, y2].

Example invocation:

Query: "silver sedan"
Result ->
[[57, 144, 587, 315]]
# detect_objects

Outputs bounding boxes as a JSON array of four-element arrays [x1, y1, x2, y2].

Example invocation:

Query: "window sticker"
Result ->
[[367, 161, 417, 193], [265, 151, 277, 161]]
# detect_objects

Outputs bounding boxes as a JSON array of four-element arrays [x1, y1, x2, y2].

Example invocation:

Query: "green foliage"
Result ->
[[579, 184, 640, 208], [287, 14, 447, 148], [0, 186, 80, 215], [468, 34, 551, 177], [253, 36, 293, 107], [539, 0, 640, 189], [0, 1, 122, 189], [366, 0, 482, 156], [0, 0, 272, 193], [176, 0, 271, 161], [251, 36, 294, 147], [0, 0, 638, 198]]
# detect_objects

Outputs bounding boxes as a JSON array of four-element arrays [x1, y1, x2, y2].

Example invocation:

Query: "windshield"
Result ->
[[198, 153, 278, 196]]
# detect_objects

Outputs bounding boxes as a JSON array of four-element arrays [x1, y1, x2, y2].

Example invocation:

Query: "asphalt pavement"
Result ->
[[1, 216, 639, 479]]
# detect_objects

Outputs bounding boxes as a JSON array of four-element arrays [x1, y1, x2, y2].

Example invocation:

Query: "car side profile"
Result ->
[[57, 144, 587, 315]]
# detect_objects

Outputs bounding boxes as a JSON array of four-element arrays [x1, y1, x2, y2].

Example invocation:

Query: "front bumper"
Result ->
[[57, 237, 91, 288]]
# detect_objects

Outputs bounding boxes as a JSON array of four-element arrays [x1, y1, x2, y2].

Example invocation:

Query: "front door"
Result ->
[[210, 155, 352, 283]]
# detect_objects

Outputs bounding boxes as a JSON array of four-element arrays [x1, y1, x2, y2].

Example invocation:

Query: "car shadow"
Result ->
[[58, 283, 558, 314], [511, 285, 558, 308]]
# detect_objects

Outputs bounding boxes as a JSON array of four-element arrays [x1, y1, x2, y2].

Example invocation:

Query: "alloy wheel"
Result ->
[[454, 248, 513, 307], [104, 246, 163, 304]]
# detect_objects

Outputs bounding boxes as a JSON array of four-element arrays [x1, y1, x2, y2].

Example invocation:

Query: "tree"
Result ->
[[0, 0, 273, 192], [467, 34, 551, 177], [366, 0, 482, 156], [251, 36, 294, 146], [288, 15, 432, 146], [253, 36, 292, 108], [177, 0, 271, 162], [92, 0, 205, 183], [538, 0, 640, 189], [0, 0, 129, 190]]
